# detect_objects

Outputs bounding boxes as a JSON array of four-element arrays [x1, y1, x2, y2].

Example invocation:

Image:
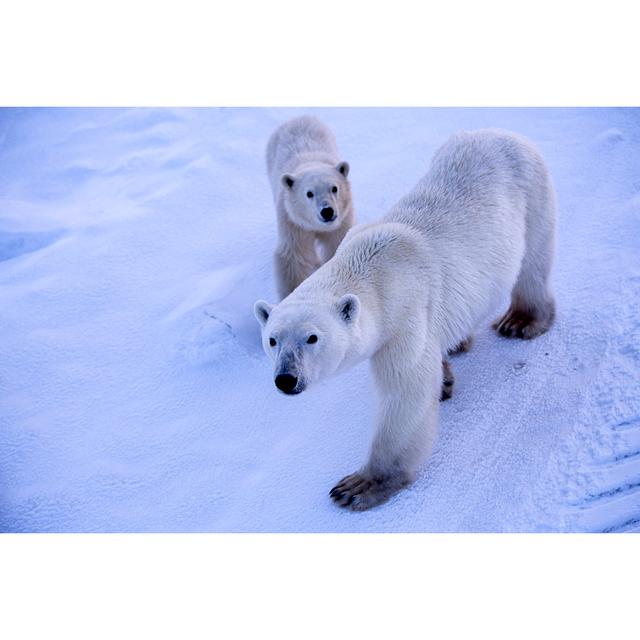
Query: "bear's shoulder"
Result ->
[[335, 222, 424, 276]]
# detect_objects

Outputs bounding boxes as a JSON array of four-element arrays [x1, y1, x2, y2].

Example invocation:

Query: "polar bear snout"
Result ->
[[274, 350, 308, 394], [274, 373, 303, 395], [320, 206, 336, 223]]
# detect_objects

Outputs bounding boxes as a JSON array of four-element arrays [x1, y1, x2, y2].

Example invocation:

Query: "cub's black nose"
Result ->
[[320, 207, 335, 222], [275, 373, 298, 394]]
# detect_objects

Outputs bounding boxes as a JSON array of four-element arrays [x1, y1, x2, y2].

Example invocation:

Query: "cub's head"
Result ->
[[253, 294, 361, 395], [281, 162, 351, 232]]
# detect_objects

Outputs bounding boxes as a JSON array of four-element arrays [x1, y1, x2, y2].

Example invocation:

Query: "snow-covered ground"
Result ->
[[0, 107, 638, 532]]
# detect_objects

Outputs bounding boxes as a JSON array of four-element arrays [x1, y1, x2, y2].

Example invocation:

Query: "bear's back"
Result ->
[[387, 129, 544, 239]]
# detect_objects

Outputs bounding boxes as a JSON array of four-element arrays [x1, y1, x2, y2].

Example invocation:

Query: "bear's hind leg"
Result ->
[[494, 185, 556, 340]]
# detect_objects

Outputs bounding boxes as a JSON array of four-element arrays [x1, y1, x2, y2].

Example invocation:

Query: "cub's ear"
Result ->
[[337, 293, 360, 323], [336, 161, 350, 178], [281, 174, 295, 189], [254, 300, 274, 327]]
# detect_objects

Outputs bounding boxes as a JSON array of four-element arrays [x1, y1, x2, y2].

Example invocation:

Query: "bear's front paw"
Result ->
[[329, 471, 410, 511]]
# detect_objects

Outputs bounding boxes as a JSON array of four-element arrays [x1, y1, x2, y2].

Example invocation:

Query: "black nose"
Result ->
[[275, 374, 298, 394], [320, 207, 335, 222]]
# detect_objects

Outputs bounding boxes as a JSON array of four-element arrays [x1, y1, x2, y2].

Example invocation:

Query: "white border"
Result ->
[[1, 534, 639, 639], [0, 1, 638, 105], [1, 3, 639, 637]]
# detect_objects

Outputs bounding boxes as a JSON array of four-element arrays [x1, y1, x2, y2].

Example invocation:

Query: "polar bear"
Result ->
[[254, 129, 556, 511], [266, 115, 355, 299]]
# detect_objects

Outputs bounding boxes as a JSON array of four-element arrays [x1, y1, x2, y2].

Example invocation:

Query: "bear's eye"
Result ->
[[269, 337, 277, 347], [307, 334, 318, 344], [306, 191, 313, 199], [331, 186, 338, 194]]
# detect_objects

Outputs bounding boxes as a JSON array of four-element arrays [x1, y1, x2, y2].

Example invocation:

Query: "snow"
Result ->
[[1, 107, 639, 532]]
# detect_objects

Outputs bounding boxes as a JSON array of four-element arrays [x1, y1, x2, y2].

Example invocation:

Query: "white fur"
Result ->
[[255, 129, 557, 510], [266, 116, 355, 299]]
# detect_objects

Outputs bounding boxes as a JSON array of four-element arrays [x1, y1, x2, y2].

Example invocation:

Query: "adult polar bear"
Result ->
[[255, 129, 556, 511], [266, 116, 355, 299]]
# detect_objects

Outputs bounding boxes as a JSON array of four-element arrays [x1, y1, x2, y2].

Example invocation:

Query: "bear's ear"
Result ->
[[254, 300, 274, 327], [281, 174, 295, 189], [336, 161, 350, 178], [337, 293, 360, 324]]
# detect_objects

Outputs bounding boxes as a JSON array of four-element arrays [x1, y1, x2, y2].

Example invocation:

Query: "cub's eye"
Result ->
[[307, 334, 318, 344], [269, 337, 277, 347], [306, 191, 314, 198], [331, 186, 338, 194]]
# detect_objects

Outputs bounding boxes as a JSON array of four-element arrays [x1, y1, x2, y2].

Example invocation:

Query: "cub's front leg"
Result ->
[[274, 213, 322, 299], [317, 217, 352, 263], [330, 343, 441, 511], [274, 245, 320, 300]]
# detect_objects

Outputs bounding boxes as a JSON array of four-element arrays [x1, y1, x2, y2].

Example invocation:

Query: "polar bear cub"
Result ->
[[255, 129, 556, 511], [266, 116, 355, 299]]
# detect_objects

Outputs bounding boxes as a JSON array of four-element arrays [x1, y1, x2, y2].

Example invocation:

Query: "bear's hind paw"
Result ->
[[493, 303, 554, 340]]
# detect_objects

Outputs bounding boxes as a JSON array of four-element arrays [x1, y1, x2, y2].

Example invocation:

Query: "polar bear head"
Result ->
[[281, 162, 351, 232], [253, 293, 361, 395]]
